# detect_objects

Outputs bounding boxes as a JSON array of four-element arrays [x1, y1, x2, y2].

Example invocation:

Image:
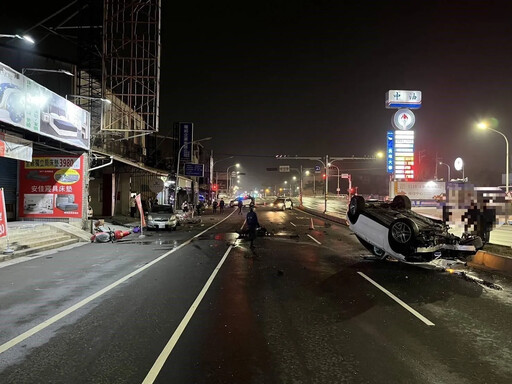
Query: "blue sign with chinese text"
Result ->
[[179, 122, 193, 162], [387, 130, 394, 174], [184, 163, 204, 177]]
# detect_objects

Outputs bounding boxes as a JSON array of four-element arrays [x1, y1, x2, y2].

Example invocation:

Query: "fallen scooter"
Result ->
[[91, 220, 131, 243]]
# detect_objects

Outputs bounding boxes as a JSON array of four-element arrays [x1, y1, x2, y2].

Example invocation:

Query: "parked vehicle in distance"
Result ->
[[346, 195, 484, 270], [271, 197, 293, 210], [146, 204, 177, 230]]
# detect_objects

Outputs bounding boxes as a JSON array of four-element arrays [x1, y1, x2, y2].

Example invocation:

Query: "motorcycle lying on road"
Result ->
[[90, 222, 132, 243]]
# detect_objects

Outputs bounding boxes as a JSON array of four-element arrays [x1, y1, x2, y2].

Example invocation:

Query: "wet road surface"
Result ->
[[0, 205, 511, 383]]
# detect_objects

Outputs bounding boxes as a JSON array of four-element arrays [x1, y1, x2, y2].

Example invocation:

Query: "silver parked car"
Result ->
[[146, 204, 177, 230]]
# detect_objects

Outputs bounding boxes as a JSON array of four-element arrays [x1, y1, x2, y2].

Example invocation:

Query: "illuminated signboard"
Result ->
[[387, 131, 394, 173], [0, 62, 90, 150], [386, 90, 422, 109], [394, 130, 414, 180], [179, 122, 194, 162]]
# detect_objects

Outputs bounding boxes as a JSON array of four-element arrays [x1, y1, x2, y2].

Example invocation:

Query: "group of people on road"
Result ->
[[211, 199, 225, 213], [180, 196, 260, 248]]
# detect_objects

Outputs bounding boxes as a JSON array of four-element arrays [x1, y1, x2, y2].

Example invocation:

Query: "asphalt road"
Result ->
[[0, 205, 511, 383]]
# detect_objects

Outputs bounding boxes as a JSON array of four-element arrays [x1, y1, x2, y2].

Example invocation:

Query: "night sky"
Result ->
[[3, 1, 512, 193]]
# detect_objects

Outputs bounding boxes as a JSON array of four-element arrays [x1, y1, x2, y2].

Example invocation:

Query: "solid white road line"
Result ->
[[142, 245, 234, 383], [357, 272, 435, 326], [290, 222, 296, 227], [0, 210, 237, 355], [307, 234, 321, 245]]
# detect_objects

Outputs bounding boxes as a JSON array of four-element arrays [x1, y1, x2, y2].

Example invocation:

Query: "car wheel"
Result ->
[[392, 195, 411, 210], [347, 195, 365, 224], [388, 218, 419, 256]]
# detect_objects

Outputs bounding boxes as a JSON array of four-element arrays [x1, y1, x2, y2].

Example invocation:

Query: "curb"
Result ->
[[469, 251, 512, 276]]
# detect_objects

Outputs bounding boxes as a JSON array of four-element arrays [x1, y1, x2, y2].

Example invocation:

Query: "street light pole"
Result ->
[[226, 163, 240, 196], [478, 123, 509, 195], [212, 156, 234, 185], [328, 162, 341, 196], [299, 165, 303, 206], [324, 155, 328, 213], [174, 137, 212, 211], [439, 162, 451, 182]]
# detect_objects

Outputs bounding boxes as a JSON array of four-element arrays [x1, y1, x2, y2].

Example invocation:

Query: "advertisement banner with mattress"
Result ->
[[0, 62, 90, 150], [18, 155, 84, 218]]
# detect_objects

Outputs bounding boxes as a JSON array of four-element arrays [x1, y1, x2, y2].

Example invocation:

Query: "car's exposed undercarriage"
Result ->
[[347, 195, 484, 266]]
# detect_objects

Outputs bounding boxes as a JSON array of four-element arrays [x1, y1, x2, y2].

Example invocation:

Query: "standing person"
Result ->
[[246, 205, 260, 249], [212, 200, 218, 213], [219, 198, 225, 213], [237, 198, 243, 215], [130, 195, 136, 217], [196, 200, 204, 216]]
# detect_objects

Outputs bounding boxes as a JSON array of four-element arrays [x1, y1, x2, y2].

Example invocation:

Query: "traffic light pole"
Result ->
[[276, 155, 327, 212], [276, 154, 378, 213]]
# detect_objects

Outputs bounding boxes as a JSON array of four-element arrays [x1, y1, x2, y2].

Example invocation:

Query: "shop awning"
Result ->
[[91, 150, 169, 177]]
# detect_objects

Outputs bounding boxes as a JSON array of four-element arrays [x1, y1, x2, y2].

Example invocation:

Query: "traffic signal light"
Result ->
[[212, 184, 218, 191], [322, 173, 326, 179]]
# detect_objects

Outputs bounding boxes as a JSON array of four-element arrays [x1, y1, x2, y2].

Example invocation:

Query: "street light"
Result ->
[[439, 162, 451, 182], [22, 68, 74, 77], [212, 156, 234, 185], [477, 121, 510, 195], [0, 34, 35, 44], [67, 95, 112, 104], [328, 162, 341, 196], [226, 163, 240, 196], [174, 137, 212, 210]]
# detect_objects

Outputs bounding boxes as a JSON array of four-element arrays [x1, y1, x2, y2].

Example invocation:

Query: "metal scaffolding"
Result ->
[[102, 0, 161, 140]]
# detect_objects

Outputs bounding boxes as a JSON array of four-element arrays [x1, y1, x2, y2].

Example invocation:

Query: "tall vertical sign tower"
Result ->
[[385, 90, 422, 181]]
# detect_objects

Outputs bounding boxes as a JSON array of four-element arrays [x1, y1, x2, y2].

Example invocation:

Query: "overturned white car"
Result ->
[[346, 195, 484, 269]]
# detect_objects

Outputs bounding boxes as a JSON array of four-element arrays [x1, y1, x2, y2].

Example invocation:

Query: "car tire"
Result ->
[[347, 195, 365, 224], [388, 218, 419, 256], [392, 195, 411, 210]]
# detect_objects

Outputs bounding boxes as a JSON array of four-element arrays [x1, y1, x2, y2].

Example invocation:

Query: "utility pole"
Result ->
[[300, 164, 303, 206], [324, 155, 329, 213], [435, 152, 439, 180]]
